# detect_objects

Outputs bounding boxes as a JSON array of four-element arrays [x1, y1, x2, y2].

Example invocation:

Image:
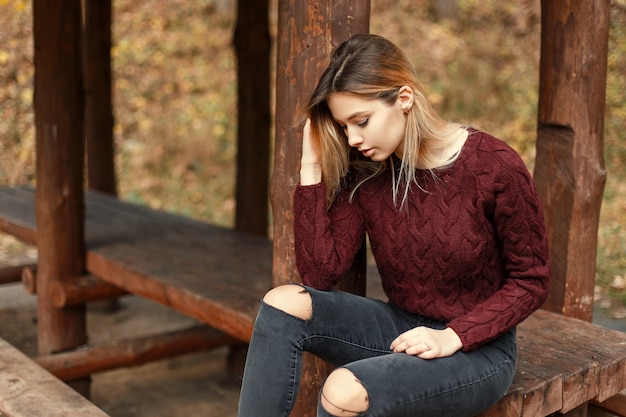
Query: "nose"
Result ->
[[346, 128, 363, 148]]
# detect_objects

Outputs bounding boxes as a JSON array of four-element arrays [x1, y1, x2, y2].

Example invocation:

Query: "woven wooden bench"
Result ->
[[0, 337, 111, 417], [1, 184, 625, 416]]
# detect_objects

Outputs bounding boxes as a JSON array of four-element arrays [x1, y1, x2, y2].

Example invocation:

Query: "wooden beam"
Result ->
[[51, 274, 127, 307], [33, 0, 89, 396], [0, 263, 36, 285], [21, 264, 36, 294], [271, 1, 370, 416], [534, 0, 610, 321], [35, 326, 239, 382]]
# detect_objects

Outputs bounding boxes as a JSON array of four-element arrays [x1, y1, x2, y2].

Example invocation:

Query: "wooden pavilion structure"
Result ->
[[1, 1, 625, 417]]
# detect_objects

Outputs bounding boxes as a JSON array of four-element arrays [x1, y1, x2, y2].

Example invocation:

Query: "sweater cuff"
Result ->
[[295, 182, 326, 206], [447, 321, 479, 352]]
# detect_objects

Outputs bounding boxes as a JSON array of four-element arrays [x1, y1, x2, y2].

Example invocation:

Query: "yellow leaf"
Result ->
[[20, 87, 33, 107]]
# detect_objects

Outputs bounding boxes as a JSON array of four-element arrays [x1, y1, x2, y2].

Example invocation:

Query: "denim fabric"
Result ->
[[238, 286, 516, 417]]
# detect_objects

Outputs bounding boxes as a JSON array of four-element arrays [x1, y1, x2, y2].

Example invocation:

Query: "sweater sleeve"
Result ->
[[293, 183, 365, 290], [447, 145, 551, 351]]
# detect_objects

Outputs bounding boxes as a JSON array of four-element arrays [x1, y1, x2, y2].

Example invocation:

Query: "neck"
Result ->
[[433, 127, 468, 167]]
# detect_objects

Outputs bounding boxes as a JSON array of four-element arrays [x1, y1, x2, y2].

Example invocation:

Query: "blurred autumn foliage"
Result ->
[[0, 0, 625, 311]]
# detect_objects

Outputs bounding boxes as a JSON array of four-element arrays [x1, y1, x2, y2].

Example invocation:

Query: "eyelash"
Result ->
[[339, 118, 369, 130]]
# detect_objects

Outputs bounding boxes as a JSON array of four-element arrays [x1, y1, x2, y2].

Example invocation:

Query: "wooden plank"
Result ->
[[527, 309, 626, 404], [0, 338, 110, 417], [519, 320, 599, 413], [511, 335, 564, 416], [480, 320, 566, 417], [85, 229, 272, 341], [479, 383, 524, 417], [0, 187, 37, 244], [84, 192, 273, 340], [0, 186, 272, 341], [83, 202, 272, 340], [480, 309, 626, 417]]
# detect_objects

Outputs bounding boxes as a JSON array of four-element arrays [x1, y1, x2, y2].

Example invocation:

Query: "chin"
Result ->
[[370, 153, 390, 162]]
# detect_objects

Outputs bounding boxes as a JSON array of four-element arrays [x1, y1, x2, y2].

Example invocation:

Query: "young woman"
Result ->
[[238, 34, 550, 417]]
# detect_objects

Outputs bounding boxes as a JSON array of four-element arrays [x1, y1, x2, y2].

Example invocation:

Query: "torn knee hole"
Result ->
[[321, 370, 369, 416], [262, 284, 312, 320]]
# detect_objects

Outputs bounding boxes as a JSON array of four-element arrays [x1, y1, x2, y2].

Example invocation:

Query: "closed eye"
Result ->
[[336, 118, 368, 131]]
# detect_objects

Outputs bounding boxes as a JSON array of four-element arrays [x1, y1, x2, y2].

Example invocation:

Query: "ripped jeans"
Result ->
[[237, 286, 516, 417]]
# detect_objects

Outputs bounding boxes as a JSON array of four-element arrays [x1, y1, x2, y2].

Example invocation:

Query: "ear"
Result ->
[[397, 86, 414, 113]]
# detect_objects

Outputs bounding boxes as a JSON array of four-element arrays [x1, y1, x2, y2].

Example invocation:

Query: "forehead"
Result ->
[[327, 93, 374, 121]]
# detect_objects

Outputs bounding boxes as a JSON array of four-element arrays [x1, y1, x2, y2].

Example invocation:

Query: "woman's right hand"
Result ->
[[300, 119, 322, 185]]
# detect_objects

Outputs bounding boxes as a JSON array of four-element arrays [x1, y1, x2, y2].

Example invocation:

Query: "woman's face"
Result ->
[[327, 89, 412, 161]]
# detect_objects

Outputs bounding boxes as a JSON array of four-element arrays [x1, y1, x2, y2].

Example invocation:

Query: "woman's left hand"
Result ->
[[390, 327, 463, 359]]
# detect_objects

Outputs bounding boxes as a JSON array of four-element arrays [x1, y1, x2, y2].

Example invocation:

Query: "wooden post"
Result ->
[[83, 0, 116, 196], [33, 0, 89, 395], [229, 0, 272, 380], [271, 1, 370, 415], [534, 0, 610, 322], [234, 0, 271, 236]]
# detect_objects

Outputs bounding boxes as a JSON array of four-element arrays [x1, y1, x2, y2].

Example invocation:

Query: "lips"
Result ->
[[360, 148, 374, 157]]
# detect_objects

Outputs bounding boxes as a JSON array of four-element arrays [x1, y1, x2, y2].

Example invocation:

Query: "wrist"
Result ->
[[444, 327, 463, 351], [300, 163, 322, 185]]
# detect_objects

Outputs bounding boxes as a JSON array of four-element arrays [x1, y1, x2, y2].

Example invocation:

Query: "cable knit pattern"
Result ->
[[293, 129, 550, 351]]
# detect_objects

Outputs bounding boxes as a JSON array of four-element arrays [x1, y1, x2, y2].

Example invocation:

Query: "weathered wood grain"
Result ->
[[534, 0, 611, 321], [0, 338, 111, 417]]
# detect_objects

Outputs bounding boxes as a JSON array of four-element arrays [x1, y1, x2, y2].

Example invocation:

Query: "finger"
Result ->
[[390, 334, 412, 352], [405, 341, 432, 356], [417, 348, 438, 360], [390, 340, 406, 353]]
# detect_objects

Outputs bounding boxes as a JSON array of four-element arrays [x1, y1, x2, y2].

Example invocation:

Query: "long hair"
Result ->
[[305, 34, 462, 208]]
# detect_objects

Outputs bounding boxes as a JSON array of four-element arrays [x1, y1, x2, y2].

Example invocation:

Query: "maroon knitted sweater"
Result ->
[[293, 129, 551, 351]]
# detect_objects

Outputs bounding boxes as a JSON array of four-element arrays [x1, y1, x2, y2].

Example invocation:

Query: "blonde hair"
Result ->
[[305, 34, 462, 208]]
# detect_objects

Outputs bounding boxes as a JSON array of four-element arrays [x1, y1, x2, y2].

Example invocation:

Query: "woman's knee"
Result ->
[[262, 284, 312, 320], [320, 368, 369, 416]]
